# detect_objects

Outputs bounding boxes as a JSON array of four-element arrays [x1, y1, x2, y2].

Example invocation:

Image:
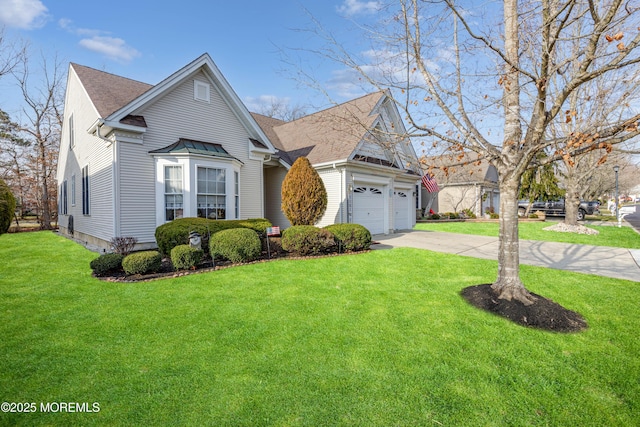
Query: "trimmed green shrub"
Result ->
[[0, 178, 16, 234], [324, 223, 371, 252], [90, 253, 124, 276], [155, 217, 272, 255], [281, 157, 328, 225], [281, 225, 336, 256], [430, 213, 440, 220], [122, 251, 162, 275], [171, 244, 204, 270], [209, 228, 261, 263]]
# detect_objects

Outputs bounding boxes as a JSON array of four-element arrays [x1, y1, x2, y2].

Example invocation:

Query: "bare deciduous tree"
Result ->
[[306, 0, 640, 304], [11, 53, 64, 229]]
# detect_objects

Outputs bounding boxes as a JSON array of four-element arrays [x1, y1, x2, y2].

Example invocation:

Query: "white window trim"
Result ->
[[154, 155, 241, 227]]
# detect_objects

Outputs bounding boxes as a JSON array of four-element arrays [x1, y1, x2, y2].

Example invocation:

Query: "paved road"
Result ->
[[372, 226, 640, 282]]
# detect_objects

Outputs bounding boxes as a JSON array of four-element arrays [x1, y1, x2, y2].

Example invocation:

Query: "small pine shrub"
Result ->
[[281, 225, 336, 255], [122, 251, 162, 275], [430, 213, 440, 220], [209, 228, 261, 263], [90, 253, 124, 276], [324, 223, 371, 252], [155, 217, 272, 255], [171, 245, 204, 270]]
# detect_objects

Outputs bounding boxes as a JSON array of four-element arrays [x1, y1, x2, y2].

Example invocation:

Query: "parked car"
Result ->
[[518, 198, 600, 221]]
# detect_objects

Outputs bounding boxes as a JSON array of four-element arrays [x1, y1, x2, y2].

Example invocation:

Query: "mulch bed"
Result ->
[[97, 247, 369, 283], [461, 284, 588, 333]]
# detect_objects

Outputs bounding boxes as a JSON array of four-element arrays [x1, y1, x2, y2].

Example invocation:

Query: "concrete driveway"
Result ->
[[371, 230, 640, 282]]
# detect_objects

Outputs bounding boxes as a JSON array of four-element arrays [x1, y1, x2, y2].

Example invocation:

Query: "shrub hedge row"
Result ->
[[155, 217, 272, 255], [324, 223, 371, 252]]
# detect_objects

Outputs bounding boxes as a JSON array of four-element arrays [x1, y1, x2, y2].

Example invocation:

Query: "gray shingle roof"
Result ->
[[71, 63, 153, 118], [252, 92, 385, 166]]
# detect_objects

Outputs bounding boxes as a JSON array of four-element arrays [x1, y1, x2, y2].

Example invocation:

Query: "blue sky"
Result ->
[[0, 0, 383, 116]]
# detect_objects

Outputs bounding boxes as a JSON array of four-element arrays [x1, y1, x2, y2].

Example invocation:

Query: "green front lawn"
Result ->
[[415, 220, 640, 249], [1, 231, 639, 426]]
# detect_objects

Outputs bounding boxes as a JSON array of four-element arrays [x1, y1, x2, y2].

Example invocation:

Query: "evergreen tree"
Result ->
[[519, 153, 564, 215], [0, 178, 16, 234], [281, 157, 328, 225]]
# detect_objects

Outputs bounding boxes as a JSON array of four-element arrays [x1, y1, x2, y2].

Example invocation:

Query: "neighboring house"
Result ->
[[421, 153, 499, 216], [57, 53, 419, 251]]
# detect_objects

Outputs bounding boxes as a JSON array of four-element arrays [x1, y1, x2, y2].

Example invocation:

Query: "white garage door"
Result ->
[[394, 190, 411, 230], [353, 186, 385, 234]]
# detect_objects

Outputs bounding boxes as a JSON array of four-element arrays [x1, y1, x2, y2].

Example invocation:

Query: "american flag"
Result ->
[[421, 173, 439, 193]]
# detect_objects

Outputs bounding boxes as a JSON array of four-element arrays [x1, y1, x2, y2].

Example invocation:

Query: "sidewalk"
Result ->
[[371, 230, 640, 282]]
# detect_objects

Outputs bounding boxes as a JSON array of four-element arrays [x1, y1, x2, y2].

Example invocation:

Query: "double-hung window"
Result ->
[[164, 166, 183, 221], [197, 167, 226, 219]]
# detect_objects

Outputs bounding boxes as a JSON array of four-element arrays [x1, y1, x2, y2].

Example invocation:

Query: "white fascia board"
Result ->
[[106, 53, 276, 155]]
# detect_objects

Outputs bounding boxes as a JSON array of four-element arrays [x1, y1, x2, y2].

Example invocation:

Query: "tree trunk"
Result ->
[[38, 140, 52, 230], [563, 179, 581, 226], [491, 175, 536, 305]]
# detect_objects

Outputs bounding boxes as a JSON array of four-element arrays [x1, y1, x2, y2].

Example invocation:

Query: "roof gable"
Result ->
[[254, 92, 387, 166], [71, 54, 276, 154]]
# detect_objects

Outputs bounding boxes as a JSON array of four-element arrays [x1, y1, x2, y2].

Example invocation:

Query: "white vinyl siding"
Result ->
[[316, 167, 345, 228], [121, 69, 263, 232], [264, 166, 289, 228], [57, 67, 115, 243]]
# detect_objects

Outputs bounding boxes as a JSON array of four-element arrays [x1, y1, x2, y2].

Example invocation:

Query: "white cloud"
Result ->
[[79, 36, 141, 63], [244, 95, 291, 112], [336, 0, 382, 16], [0, 0, 49, 29]]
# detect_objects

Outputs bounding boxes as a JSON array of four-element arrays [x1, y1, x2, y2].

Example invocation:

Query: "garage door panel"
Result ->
[[353, 186, 384, 234], [394, 190, 410, 230]]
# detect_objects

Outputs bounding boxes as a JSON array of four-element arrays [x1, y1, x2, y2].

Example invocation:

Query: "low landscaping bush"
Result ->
[[170, 244, 204, 270], [282, 225, 336, 255], [155, 217, 272, 255], [109, 236, 138, 255], [462, 208, 477, 219], [89, 253, 124, 276], [122, 251, 162, 275], [209, 228, 261, 263], [324, 223, 371, 252], [430, 213, 441, 220]]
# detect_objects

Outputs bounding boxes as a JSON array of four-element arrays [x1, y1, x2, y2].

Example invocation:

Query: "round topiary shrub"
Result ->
[[90, 253, 124, 276], [122, 251, 162, 275], [0, 178, 16, 234], [324, 223, 371, 252], [209, 228, 261, 263], [281, 225, 336, 256], [171, 244, 204, 270]]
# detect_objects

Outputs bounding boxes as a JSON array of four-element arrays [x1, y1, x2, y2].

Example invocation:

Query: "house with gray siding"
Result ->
[[57, 53, 420, 250]]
